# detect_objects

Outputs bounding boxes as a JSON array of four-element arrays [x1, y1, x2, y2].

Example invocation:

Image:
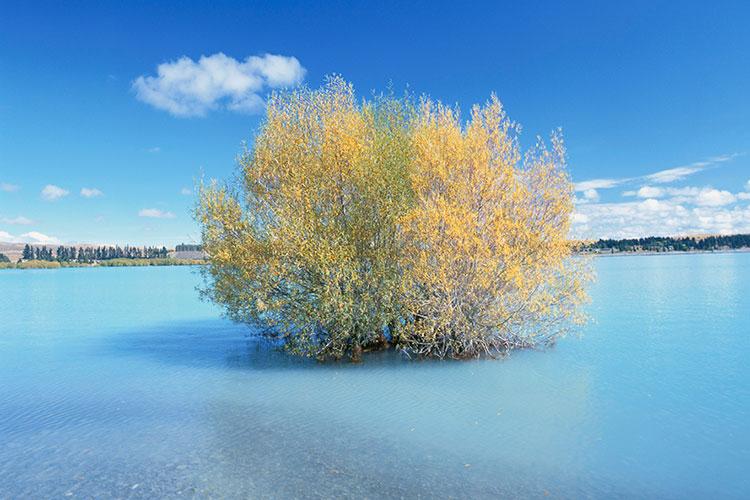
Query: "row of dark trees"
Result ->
[[21, 244, 169, 263], [175, 243, 202, 252], [583, 234, 750, 253]]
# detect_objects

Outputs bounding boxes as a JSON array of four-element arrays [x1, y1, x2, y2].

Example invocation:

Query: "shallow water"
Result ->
[[1, 254, 748, 498]]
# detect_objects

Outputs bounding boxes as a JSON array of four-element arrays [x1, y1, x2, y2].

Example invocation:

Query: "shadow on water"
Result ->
[[99, 319, 422, 372]]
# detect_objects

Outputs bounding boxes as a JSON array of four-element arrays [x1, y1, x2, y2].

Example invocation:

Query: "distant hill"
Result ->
[[0, 243, 28, 263]]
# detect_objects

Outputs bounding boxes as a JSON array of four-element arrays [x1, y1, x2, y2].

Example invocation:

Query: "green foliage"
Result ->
[[16, 260, 62, 269], [198, 78, 414, 361], [0, 258, 202, 271], [97, 258, 202, 267]]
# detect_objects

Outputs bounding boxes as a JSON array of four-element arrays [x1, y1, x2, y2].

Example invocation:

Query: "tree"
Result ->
[[198, 77, 413, 361], [397, 97, 590, 357], [197, 77, 590, 361], [0, 253, 10, 263], [22, 244, 33, 260]]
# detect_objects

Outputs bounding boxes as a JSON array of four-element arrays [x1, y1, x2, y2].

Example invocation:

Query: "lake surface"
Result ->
[[1, 254, 748, 498]]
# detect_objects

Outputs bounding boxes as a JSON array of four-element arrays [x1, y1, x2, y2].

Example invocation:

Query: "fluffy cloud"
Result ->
[[657, 187, 735, 206], [180, 187, 193, 196], [139, 208, 176, 219], [572, 198, 750, 239], [80, 187, 104, 198], [571, 212, 589, 225], [1, 182, 20, 192], [133, 52, 306, 117], [582, 188, 600, 202], [572, 158, 749, 238], [0, 231, 60, 244], [636, 185, 664, 198], [694, 188, 735, 207], [575, 188, 601, 204], [41, 184, 69, 201], [0, 215, 33, 225]]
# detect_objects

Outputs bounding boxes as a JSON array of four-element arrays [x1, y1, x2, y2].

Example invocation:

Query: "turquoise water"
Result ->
[[1, 254, 748, 498]]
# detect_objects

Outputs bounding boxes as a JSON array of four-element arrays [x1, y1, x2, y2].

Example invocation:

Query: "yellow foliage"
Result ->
[[197, 77, 414, 359], [197, 77, 591, 361], [398, 96, 590, 357]]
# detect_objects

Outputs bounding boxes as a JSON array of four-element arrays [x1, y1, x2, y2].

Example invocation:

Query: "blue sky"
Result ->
[[2, 0, 749, 245]]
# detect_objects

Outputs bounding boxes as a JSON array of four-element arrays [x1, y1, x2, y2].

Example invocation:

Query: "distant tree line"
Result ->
[[175, 243, 202, 252], [21, 244, 169, 263], [582, 234, 750, 253]]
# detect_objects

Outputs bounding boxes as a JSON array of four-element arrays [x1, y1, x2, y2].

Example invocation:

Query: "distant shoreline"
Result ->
[[0, 258, 205, 270], [583, 248, 750, 258]]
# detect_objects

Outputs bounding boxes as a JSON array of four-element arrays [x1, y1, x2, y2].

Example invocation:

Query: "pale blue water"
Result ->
[[0, 254, 748, 498]]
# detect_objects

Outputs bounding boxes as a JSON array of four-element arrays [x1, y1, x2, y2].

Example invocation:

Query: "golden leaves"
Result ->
[[197, 77, 591, 360]]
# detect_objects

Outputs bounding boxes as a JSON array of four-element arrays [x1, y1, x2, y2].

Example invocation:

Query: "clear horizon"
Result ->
[[2, 1, 749, 246]]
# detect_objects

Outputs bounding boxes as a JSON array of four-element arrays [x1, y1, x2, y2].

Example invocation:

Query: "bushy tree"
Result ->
[[198, 77, 590, 361], [198, 77, 414, 360], [397, 97, 590, 357]]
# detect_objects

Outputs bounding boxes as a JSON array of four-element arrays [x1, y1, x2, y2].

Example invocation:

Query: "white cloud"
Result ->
[[665, 186, 700, 196], [636, 186, 664, 198], [148, 147, 161, 153], [133, 52, 306, 117], [41, 184, 69, 201], [22, 231, 60, 244], [571, 212, 589, 224], [575, 188, 601, 204], [628, 185, 740, 206], [658, 186, 737, 207], [571, 197, 750, 240], [694, 188, 735, 207], [645, 153, 739, 184], [582, 189, 600, 202], [639, 198, 667, 211], [139, 208, 176, 219], [1, 182, 20, 192], [574, 178, 624, 192], [80, 187, 104, 198], [180, 187, 193, 196], [738, 192, 750, 200], [645, 166, 703, 184], [0, 230, 60, 244], [1, 215, 33, 225], [575, 153, 740, 195]]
